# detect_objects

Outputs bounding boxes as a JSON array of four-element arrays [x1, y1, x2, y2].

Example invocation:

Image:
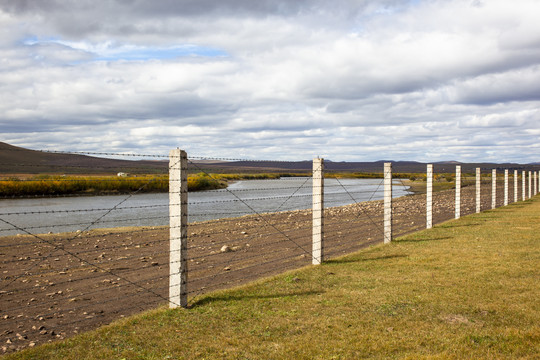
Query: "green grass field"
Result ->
[[6, 197, 540, 359]]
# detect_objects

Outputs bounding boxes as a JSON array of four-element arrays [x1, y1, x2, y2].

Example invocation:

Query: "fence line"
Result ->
[[1, 148, 539, 353]]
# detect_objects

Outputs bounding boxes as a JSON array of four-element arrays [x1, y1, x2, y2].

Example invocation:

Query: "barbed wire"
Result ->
[[0, 235, 168, 269], [188, 231, 313, 267], [188, 250, 306, 295], [3, 270, 163, 302], [0, 163, 168, 173], [0, 215, 177, 309], [2, 147, 326, 163], [187, 160, 317, 257], [2, 153, 538, 354], [181, 159, 324, 302], [0, 155, 185, 305], [0, 203, 167, 216], [0, 215, 168, 234]]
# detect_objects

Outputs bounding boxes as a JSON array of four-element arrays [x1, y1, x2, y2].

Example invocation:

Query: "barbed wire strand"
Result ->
[[185, 160, 324, 305], [0, 157, 184, 309]]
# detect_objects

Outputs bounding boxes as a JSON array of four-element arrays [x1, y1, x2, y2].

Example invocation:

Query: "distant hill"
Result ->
[[183, 159, 536, 174], [0, 142, 168, 174], [0, 142, 537, 175]]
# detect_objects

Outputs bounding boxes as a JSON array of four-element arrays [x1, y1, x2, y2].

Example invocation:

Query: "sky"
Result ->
[[1, 0, 540, 163]]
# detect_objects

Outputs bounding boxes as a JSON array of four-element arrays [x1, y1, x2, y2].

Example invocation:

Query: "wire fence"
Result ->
[[0, 148, 538, 354]]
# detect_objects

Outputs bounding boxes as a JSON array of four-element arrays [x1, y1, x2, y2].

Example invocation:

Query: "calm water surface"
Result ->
[[0, 178, 410, 236]]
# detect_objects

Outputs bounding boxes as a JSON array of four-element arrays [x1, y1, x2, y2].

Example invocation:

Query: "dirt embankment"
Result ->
[[0, 183, 511, 354]]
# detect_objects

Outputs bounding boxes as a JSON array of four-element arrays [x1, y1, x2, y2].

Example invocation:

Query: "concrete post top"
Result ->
[[169, 148, 186, 156]]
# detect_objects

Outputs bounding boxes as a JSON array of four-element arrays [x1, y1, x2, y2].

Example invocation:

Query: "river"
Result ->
[[0, 178, 410, 236]]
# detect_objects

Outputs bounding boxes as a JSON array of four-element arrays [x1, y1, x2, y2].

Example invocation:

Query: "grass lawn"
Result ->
[[6, 198, 540, 359]]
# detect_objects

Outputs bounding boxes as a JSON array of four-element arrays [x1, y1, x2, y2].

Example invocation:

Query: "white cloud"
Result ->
[[0, 0, 539, 163]]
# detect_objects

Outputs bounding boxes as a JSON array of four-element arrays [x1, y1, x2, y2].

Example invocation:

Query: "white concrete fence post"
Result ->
[[312, 157, 324, 265], [504, 169, 508, 206], [476, 168, 481, 213], [535, 172, 538, 195], [384, 162, 392, 244], [169, 148, 188, 308], [455, 165, 461, 219], [514, 170, 518, 203], [492, 169, 497, 209], [529, 171, 532, 199], [522, 171, 526, 201], [426, 164, 433, 229]]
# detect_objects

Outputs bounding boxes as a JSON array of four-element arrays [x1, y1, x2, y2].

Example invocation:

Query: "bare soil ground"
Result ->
[[0, 183, 513, 354]]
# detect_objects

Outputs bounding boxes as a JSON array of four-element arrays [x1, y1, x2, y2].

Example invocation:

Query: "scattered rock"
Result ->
[[220, 245, 232, 253]]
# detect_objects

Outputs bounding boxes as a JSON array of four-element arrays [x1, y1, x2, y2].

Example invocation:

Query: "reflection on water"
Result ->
[[0, 178, 409, 236]]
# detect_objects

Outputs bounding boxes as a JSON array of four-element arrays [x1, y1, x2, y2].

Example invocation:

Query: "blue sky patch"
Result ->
[[23, 37, 228, 62]]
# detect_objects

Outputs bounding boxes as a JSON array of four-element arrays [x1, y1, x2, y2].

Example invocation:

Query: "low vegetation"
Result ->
[[0, 172, 508, 197], [0, 175, 168, 197], [0, 174, 222, 197], [0, 173, 309, 197], [7, 197, 540, 359]]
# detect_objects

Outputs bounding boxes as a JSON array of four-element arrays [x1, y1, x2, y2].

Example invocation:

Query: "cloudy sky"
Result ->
[[1, 0, 539, 162]]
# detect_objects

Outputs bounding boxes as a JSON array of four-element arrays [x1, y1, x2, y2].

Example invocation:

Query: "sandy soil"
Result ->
[[0, 183, 513, 354]]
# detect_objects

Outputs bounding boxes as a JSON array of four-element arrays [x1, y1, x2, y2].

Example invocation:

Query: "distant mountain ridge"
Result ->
[[202, 159, 535, 173], [0, 142, 537, 174], [0, 142, 168, 174]]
